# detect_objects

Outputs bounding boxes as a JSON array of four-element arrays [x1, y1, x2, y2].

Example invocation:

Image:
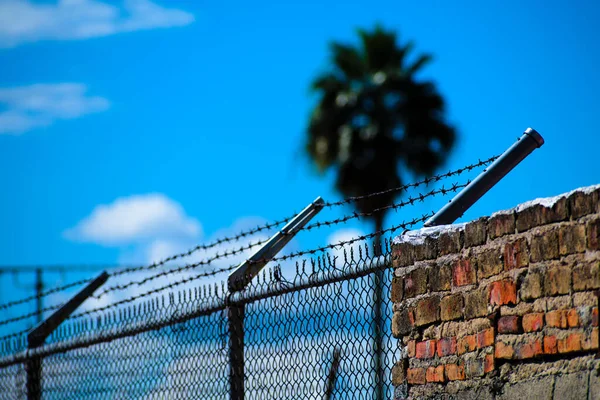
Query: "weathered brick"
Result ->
[[392, 242, 415, 268], [392, 308, 415, 337], [453, 258, 476, 287], [438, 230, 462, 256], [569, 190, 594, 218], [404, 268, 428, 299], [559, 224, 586, 255], [489, 280, 517, 306], [457, 334, 477, 355], [522, 313, 544, 332], [503, 238, 528, 271], [557, 332, 582, 353], [391, 276, 403, 303], [464, 289, 489, 319], [414, 296, 440, 327], [546, 310, 568, 328], [544, 265, 571, 295], [488, 213, 515, 239], [407, 340, 416, 358], [581, 327, 598, 350], [415, 340, 436, 359], [567, 309, 579, 327], [530, 229, 559, 262], [437, 337, 457, 357], [495, 340, 514, 359], [476, 247, 503, 279], [445, 364, 465, 381], [407, 368, 426, 385], [543, 335, 558, 354], [588, 218, 600, 250], [593, 307, 598, 327], [440, 294, 463, 321], [476, 328, 494, 348], [464, 218, 487, 248], [498, 315, 520, 334], [520, 270, 543, 301], [572, 262, 600, 291], [428, 261, 452, 292], [426, 365, 445, 383], [392, 359, 408, 385], [484, 354, 494, 374], [465, 357, 485, 378], [515, 337, 543, 359], [516, 198, 568, 232]]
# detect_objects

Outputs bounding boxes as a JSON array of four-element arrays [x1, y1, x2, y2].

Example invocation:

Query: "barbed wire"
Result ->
[[66, 211, 434, 322], [86, 180, 467, 303], [109, 155, 496, 278], [0, 155, 496, 315]]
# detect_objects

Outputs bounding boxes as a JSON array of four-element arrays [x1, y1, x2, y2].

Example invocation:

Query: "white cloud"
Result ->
[[0, 0, 194, 48], [64, 193, 202, 245], [0, 83, 109, 135]]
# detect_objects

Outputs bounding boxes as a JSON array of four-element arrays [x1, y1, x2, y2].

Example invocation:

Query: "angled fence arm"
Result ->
[[25, 271, 108, 400], [424, 128, 544, 227], [227, 197, 324, 400]]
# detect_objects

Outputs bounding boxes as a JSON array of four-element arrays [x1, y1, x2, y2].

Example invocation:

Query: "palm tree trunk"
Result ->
[[373, 214, 385, 400]]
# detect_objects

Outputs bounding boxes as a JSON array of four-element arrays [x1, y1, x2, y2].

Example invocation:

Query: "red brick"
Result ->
[[504, 238, 528, 270], [544, 335, 558, 354], [477, 328, 495, 348], [426, 365, 445, 383], [522, 313, 544, 332], [407, 340, 416, 358], [445, 364, 465, 381], [557, 333, 582, 354], [457, 335, 477, 355], [593, 307, 598, 327], [495, 341, 514, 359], [484, 354, 495, 374], [453, 258, 476, 287], [567, 309, 579, 328], [498, 315, 520, 334], [415, 340, 437, 359], [546, 310, 568, 328], [407, 368, 426, 385], [489, 280, 517, 306], [437, 337, 457, 357], [515, 337, 543, 359]]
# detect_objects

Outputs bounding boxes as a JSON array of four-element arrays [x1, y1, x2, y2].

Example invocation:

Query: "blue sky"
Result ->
[[0, 0, 599, 314]]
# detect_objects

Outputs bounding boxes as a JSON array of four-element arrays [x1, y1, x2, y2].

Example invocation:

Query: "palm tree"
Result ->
[[306, 26, 456, 399]]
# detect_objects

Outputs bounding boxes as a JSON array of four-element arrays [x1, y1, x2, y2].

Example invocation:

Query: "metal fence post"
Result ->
[[227, 197, 324, 400], [228, 304, 245, 400], [24, 271, 108, 400]]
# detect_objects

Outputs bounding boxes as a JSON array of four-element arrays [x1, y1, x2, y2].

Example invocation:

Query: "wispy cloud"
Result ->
[[64, 193, 202, 246], [0, 0, 195, 48], [0, 83, 109, 135]]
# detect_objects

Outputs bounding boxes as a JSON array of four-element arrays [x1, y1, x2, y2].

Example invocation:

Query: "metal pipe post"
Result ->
[[25, 271, 108, 400], [424, 128, 544, 227]]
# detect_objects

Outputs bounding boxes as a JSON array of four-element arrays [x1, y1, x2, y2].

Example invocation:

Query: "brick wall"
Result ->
[[391, 185, 600, 399]]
